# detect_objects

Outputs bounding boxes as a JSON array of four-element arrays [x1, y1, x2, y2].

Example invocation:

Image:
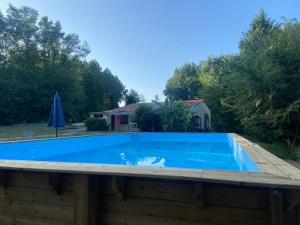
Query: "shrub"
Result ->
[[85, 118, 108, 131], [135, 105, 162, 131], [161, 100, 192, 132]]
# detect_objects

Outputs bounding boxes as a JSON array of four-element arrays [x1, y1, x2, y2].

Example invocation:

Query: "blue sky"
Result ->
[[0, 0, 299, 101]]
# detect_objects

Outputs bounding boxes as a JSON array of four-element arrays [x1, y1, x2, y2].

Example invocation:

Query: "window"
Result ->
[[120, 115, 129, 124]]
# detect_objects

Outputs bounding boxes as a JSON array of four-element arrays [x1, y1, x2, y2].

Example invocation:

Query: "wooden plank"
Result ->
[[48, 172, 63, 195], [285, 190, 300, 212], [0, 214, 13, 224], [1, 160, 300, 189], [296, 205, 300, 225], [270, 189, 283, 225], [0, 199, 73, 222], [100, 211, 212, 225], [100, 195, 269, 225], [102, 177, 269, 209], [8, 171, 73, 191], [205, 183, 269, 209], [275, 165, 300, 180], [73, 174, 89, 225], [0, 171, 74, 224], [103, 177, 196, 203], [112, 176, 126, 200], [89, 175, 100, 225], [0, 170, 9, 189], [231, 133, 300, 180], [0, 186, 73, 206], [194, 182, 205, 208], [15, 215, 72, 225]]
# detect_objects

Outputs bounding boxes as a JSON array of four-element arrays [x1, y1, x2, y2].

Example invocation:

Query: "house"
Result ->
[[183, 99, 211, 131], [89, 99, 211, 132]]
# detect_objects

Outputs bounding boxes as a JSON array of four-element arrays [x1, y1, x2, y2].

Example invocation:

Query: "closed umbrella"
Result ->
[[48, 92, 65, 137]]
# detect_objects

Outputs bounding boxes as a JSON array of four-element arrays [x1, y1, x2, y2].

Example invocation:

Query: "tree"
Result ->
[[198, 55, 241, 132], [135, 105, 162, 131], [152, 94, 161, 102], [164, 63, 200, 101], [82, 60, 104, 113], [0, 4, 126, 125], [125, 89, 143, 105], [163, 10, 300, 148], [101, 68, 125, 109], [161, 100, 192, 132]]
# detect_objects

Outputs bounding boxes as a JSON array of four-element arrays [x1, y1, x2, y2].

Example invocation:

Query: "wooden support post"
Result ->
[[296, 205, 300, 225], [48, 173, 62, 195], [89, 175, 100, 225], [73, 174, 100, 225], [194, 182, 205, 208], [270, 189, 283, 225], [285, 190, 300, 212], [74, 174, 90, 225], [0, 170, 9, 189], [112, 176, 126, 200]]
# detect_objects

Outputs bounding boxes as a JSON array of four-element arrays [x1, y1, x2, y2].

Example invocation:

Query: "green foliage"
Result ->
[[198, 55, 241, 132], [135, 105, 162, 131], [164, 10, 300, 148], [161, 101, 192, 132], [0, 5, 125, 125], [164, 63, 200, 101], [135, 101, 194, 132], [125, 89, 143, 105], [85, 118, 108, 131]]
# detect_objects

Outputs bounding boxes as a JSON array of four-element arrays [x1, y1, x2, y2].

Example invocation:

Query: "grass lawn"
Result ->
[[0, 123, 110, 142]]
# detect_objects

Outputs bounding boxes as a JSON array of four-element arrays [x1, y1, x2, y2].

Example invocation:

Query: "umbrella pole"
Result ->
[[56, 127, 58, 138]]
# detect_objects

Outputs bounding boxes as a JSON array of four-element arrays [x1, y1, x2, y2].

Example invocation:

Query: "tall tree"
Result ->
[[125, 89, 143, 105], [164, 63, 200, 101], [198, 55, 241, 132], [0, 5, 126, 125], [164, 10, 300, 147]]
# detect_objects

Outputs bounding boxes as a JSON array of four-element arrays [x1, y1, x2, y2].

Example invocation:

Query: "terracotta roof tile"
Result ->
[[90, 99, 204, 115], [102, 103, 152, 114], [182, 99, 203, 107]]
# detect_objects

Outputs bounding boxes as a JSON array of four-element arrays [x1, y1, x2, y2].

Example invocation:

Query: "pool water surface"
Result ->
[[0, 133, 259, 172]]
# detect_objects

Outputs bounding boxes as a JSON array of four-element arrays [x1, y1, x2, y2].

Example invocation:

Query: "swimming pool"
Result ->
[[0, 133, 259, 172]]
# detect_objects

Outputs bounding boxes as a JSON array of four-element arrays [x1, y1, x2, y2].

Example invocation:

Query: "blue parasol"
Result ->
[[48, 92, 65, 137]]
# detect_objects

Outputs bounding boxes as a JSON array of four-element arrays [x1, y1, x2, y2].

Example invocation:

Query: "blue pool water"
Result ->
[[0, 133, 259, 172]]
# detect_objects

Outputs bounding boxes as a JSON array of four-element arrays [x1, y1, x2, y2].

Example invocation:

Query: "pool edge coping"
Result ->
[[229, 133, 300, 181]]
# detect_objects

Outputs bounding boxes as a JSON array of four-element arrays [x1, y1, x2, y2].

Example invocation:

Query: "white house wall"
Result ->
[[190, 103, 211, 129]]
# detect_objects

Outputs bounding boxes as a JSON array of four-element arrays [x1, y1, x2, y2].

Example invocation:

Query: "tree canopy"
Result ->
[[0, 5, 125, 125], [164, 10, 300, 148], [124, 89, 144, 105], [164, 63, 200, 101]]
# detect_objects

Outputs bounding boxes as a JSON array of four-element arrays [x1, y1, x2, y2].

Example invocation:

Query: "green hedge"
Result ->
[[85, 118, 108, 131]]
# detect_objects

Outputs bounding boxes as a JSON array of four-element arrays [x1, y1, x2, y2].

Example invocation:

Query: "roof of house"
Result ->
[[182, 99, 204, 107], [89, 99, 204, 115], [101, 103, 154, 115]]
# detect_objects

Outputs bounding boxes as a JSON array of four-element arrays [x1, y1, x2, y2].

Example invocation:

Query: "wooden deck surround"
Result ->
[[0, 133, 299, 225]]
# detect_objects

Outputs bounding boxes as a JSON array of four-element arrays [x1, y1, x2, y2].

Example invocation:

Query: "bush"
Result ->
[[85, 118, 108, 131], [135, 105, 162, 131], [161, 100, 192, 132]]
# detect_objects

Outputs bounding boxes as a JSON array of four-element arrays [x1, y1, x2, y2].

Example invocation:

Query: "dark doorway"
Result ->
[[204, 114, 209, 130], [111, 115, 115, 130], [192, 116, 201, 131]]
